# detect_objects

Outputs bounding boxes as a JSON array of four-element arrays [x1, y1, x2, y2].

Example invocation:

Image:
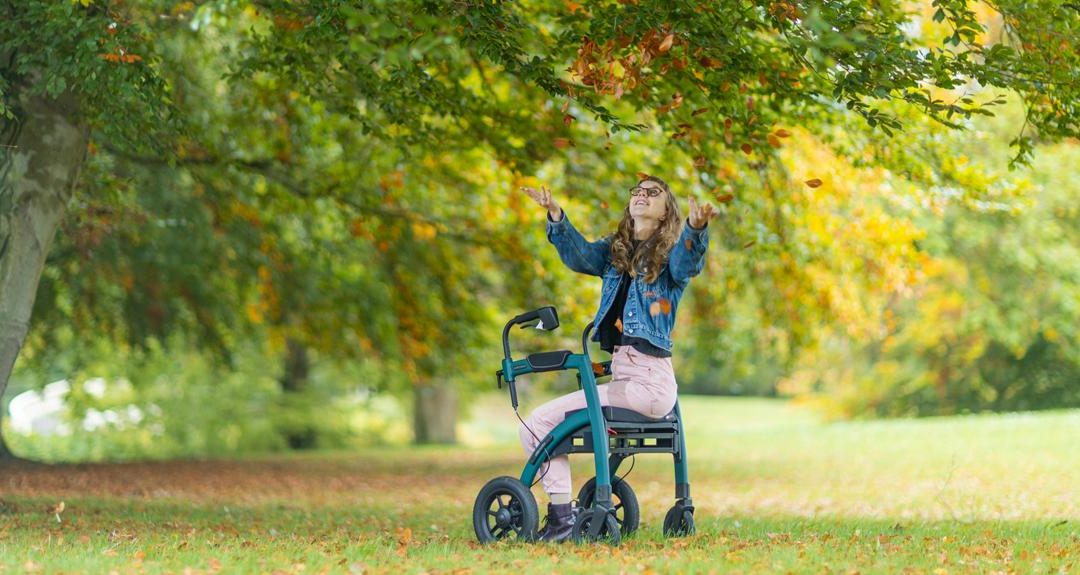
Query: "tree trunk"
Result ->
[[0, 81, 89, 459], [280, 337, 317, 449], [413, 380, 458, 444], [0, 423, 14, 460]]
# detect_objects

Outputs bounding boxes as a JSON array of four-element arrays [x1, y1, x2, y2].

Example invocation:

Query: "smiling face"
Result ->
[[628, 180, 669, 221]]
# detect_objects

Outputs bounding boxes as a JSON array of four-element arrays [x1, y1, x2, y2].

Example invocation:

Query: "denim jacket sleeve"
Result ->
[[545, 212, 612, 277], [667, 218, 710, 287]]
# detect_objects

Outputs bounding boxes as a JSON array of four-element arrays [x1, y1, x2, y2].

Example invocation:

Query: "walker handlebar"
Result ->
[[496, 310, 606, 409]]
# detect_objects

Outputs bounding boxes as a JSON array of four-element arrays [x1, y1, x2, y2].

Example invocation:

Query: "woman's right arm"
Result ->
[[522, 186, 610, 277]]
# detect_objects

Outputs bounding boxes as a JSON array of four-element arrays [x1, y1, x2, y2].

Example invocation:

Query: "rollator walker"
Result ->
[[472, 306, 695, 544]]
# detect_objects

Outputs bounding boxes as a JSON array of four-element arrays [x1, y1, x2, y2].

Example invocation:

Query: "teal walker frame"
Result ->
[[471, 305, 696, 545]]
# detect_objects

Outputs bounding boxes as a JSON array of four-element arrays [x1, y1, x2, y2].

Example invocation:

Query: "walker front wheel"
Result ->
[[662, 501, 696, 537], [473, 476, 539, 543], [571, 506, 621, 545], [576, 477, 640, 537]]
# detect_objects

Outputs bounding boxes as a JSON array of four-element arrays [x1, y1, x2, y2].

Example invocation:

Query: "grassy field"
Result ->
[[2, 395, 1079, 574]]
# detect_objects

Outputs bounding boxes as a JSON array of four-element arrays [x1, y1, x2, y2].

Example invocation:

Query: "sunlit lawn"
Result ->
[[2, 395, 1079, 574]]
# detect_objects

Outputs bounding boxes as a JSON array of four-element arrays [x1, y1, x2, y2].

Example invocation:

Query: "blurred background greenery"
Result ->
[[2, 0, 1079, 462]]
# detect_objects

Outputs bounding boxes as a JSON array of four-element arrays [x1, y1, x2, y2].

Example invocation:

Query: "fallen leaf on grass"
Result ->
[[49, 501, 65, 523]]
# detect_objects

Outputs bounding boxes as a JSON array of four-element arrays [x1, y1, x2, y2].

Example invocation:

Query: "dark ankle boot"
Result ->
[[537, 502, 576, 543]]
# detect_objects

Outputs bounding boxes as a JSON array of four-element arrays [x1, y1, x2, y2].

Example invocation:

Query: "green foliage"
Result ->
[[7, 0, 1080, 462], [782, 108, 1080, 418], [0, 1, 177, 150], [7, 337, 403, 462]]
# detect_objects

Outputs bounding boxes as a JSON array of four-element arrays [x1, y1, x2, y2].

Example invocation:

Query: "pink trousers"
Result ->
[[518, 344, 678, 495]]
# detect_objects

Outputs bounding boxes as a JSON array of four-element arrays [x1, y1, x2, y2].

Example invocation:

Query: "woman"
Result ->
[[519, 176, 715, 542]]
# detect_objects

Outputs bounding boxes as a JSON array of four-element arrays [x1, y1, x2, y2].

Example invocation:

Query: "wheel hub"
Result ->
[[494, 506, 513, 527]]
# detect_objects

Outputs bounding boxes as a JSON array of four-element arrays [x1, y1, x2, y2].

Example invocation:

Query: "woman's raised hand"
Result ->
[[688, 196, 717, 230], [521, 185, 563, 222]]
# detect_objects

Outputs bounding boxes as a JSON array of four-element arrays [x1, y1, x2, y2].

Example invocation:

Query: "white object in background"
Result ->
[[7, 378, 147, 436]]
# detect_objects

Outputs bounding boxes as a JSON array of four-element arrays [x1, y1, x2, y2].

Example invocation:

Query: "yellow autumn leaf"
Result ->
[[610, 60, 626, 79]]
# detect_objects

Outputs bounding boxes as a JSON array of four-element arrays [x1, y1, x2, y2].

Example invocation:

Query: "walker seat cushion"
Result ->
[[565, 406, 676, 424]]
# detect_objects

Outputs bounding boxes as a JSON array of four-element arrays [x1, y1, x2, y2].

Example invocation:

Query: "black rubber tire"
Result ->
[[576, 477, 640, 537], [662, 502, 696, 537], [571, 507, 621, 545], [473, 476, 539, 543]]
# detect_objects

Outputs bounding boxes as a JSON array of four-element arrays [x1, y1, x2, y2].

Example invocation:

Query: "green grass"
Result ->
[[2, 395, 1079, 574]]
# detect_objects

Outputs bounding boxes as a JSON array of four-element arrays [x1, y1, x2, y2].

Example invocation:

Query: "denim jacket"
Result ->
[[546, 213, 709, 352]]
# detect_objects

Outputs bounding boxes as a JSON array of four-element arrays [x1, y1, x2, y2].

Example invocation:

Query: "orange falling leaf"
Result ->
[[691, 107, 710, 116], [767, 134, 782, 148], [740, 143, 753, 155], [716, 193, 734, 203], [650, 298, 673, 316], [592, 362, 606, 376], [724, 118, 733, 130], [636, 172, 650, 180], [693, 155, 707, 168], [658, 34, 674, 53], [684, 239, 693, 250], [553, 137, 573, 149], [379, 170, 405, 190], [775, 128, 791, 138], [615, 318, 623, 333], [805, 178, 823, 188]]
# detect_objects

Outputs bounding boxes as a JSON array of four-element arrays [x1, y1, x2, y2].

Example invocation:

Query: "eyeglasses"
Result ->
[[629, 185, 664, 198]]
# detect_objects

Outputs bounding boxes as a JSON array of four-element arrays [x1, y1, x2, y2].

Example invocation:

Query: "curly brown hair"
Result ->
[[609, 176, 682, 284]]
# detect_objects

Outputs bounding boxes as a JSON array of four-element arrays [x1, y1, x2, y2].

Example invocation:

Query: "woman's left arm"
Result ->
[[668, 196, 716, 287]]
